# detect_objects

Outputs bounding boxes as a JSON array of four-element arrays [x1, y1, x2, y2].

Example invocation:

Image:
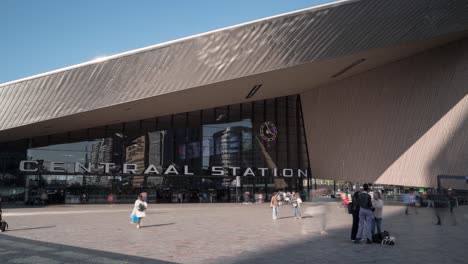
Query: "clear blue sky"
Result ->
[[0, 0, 332, 84]]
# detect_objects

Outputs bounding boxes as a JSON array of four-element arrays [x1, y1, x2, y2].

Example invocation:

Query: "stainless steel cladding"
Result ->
[[1, 0, 468, 133]]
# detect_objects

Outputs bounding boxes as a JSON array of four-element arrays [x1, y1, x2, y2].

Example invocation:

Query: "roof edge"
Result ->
[[0, 0, 354, 88]]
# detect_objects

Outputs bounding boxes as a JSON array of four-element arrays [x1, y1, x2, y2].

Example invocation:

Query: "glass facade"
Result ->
[[0, 95, 310, 204]]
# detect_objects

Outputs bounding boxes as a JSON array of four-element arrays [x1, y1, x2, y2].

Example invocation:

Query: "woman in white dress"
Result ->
[[132, 194, 148, 228]]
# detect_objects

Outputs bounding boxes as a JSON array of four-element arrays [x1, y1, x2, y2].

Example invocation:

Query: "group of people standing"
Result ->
[[270, 191, 303, 220], [350, 184, 384, 244]]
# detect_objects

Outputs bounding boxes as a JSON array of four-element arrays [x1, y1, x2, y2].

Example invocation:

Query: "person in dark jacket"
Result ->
[[350, 190, 360, 242], [355, 184, 374, 244]]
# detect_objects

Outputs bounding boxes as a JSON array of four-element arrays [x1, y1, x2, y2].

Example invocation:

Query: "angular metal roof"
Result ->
[[1, 0, 468, 141]]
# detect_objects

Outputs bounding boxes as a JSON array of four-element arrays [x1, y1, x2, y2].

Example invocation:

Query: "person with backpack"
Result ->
[[131, 194, 148, 229], [355, 184, 374, 244], [350, 190, 360, 242]]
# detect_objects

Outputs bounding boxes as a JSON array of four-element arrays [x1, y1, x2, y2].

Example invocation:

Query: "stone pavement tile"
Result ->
[[1, 203, 467, 263]]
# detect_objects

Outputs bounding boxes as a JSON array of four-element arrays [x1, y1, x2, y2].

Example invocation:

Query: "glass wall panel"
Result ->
[[1, 95, 310, 204], [0, 140, 27, 203]]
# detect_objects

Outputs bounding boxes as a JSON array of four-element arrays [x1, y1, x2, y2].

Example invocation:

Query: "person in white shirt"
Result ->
[[132, 195, 148, 229], [371, 192, 384, 235]]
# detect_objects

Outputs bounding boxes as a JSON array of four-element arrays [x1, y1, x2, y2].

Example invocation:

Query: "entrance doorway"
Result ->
[[24, 174, 66, 205]]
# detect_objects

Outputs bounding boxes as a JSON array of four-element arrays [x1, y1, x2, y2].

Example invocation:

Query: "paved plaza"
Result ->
[[0, 201, 467, 263]]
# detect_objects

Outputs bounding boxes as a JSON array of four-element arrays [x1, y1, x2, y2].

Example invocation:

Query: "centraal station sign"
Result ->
[[19, 161, 309, 177]]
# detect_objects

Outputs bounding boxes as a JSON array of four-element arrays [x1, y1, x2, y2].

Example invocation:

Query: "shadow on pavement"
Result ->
[[146, 211, 169, 215], [0, 234, 176, 264], [276, 216, 296, 220], [7, 225, 56, 232], [141, 223, 175, 228], [224, 204, 468, 264]]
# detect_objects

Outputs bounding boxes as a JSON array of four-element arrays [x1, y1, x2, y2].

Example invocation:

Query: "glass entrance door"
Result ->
[[43, 175, 66, 204], [24, 174, 66, 205]]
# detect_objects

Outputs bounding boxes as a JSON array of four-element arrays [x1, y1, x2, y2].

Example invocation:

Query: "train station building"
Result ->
[[1, 0, 468, 204]]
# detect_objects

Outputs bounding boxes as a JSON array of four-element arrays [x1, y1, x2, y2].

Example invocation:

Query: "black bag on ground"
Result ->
[[0, 221, 8, 232], [372, 231, 390, 243]]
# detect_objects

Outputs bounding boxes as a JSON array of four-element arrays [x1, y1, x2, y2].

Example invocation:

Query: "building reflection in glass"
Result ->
[[1, 95, 310, 204]]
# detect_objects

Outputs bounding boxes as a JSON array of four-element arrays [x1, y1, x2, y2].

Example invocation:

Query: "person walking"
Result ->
[[291, 192, 302, 219], [350, 190, 360, 242], [271, 192, 279, 220], [276, 192, 283, 206], [433, 191, 457, 226], [285, 192, 291, 205], [341, 193, 350, 208], [131, 194, 148, 229], [81, 193, 88, 204], [40, 191, 48, 206], [355, 184, 374, 244], [371, 192, 384, 235], [426, 192, 434, 208], [243, 192, 251, 204], [107, 194, 115, 206], [404, 191, 418, 215]]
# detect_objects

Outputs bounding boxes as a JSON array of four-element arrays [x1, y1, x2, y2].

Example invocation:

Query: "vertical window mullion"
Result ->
[[199, 110, 203, 175]]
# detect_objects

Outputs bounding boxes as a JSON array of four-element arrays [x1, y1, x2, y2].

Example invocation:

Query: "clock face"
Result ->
[[260, 121, 277, 142]]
